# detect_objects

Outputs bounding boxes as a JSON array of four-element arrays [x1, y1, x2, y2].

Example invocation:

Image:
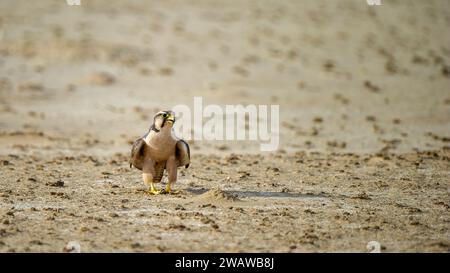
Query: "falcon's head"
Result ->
[[151, 110, 176, 132]]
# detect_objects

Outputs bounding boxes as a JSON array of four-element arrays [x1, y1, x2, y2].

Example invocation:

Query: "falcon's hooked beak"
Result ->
[[165, 111, 175, 124]]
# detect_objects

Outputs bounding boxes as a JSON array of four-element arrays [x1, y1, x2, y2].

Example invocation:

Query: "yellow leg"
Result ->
[[143, 173, 161, 195], [147, 182, 161, 195], [163, 183, 179, 194]]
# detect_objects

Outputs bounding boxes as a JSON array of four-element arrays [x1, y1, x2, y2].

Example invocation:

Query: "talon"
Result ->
[[146, 184, 161, 195], [146, 188, 161, 195], [165, 184, 180, 195]]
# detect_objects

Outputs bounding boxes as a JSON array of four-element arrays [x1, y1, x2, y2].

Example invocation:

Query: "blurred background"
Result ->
[[0, 0, 449, 156]]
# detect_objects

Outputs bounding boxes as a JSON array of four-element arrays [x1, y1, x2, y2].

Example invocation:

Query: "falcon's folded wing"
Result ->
[[129, 136, 146, 170], [175, 139, 190, 168]]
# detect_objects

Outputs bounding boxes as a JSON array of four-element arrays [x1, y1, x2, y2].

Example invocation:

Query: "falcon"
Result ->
[[129, 110, 190, 194]]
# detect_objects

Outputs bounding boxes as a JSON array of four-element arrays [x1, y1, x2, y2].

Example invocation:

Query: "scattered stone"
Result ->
[[313, 117, 323, 123], [131, 242, 143, 249], [47, 180, 64, 187], [442, 65, 450, 78], [18, 82, 44, 92], [364, 80, 380, 92], [63, 241, 81, 253], [158, 67, 173, 76], [86, 72, 116, 86], [323, 60, 335, 71]]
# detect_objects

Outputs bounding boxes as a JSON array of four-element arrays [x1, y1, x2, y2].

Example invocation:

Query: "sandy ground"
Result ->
[[0, 0, 449, 252]]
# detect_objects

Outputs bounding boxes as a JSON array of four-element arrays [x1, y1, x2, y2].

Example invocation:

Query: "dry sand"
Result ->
[[0, 0, 449, 252]]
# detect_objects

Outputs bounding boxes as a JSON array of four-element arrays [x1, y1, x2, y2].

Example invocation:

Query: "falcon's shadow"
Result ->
[[185, 188, 326, 199]]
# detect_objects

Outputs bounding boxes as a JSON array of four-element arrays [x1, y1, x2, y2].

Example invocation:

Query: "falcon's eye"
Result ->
[[162, 113, 168, 118]]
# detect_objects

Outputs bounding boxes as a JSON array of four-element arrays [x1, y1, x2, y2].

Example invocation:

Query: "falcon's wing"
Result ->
[[175, 139, 190, 168], [129, 136, 147, 171]]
